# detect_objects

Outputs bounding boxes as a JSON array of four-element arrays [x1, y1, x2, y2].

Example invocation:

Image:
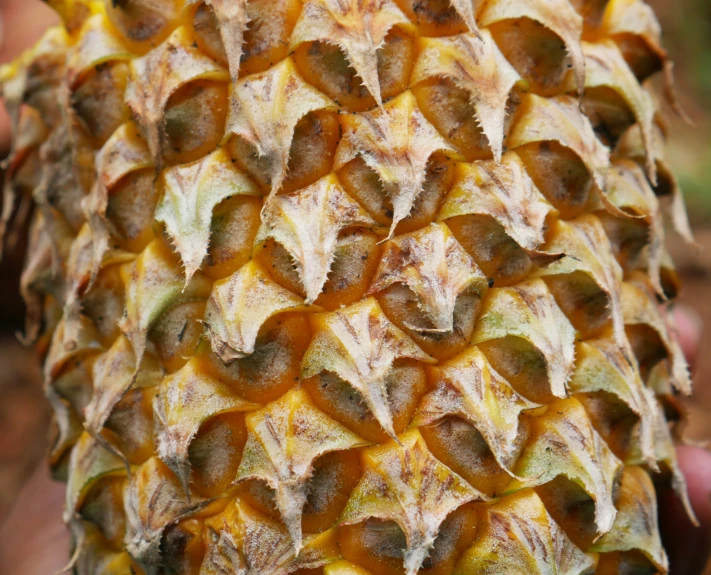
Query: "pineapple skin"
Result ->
[[0, 0, 698, 573]]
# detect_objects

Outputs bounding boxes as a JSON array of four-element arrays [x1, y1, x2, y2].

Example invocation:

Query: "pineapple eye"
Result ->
[[104, 387, 156, 463], [106, 168, 160, 254], [544, 271, 612, 340], [303, 360, 428, 444], [516, 141, 595, 219], [191, 2, 227, 67], [52, 358, 94, 416], [393, 0, 469, 37], [535, 474, 604, 550], [79, 477, 128, 548], [191, 0, 301, 77], [292, 27, 415, 113], [255, 238, 306, 298], [162, 80, 229, 166], [314, 230, 382, 310], [24, 51, 65, 128], [570, 0, 608, 30], [80, 264, 126, 345], [420, 416, 518, 496], [411, 79, 496, 163], [105, 0, 180, 49], [337, 157, 390, 225], [148, 300, 207, 372], [281, 109, 340, 194], [161, 519, 205, 574], [479, 335, 555, 403], [255, 229, 381, 309], [188, 411, 248, 498], [36, 124, 90, 232], [340, 518, 411, 575], [446, 214, 535, 286], [227, 109, 340, 194], [339, 504, 480, 575], [301, 450, 362, 533], [71, 63, 131, 148], [487, 17, 576, 96], [236, 478, 280, 519], [582, 86, 637, 148], [611, 33, 664, 81], [575, 392, 641, 462], [337, 153, 455, 234], [379, 283, 482, 360], [203, 196, 262, 281], [625, 323, 669, 382], [205, 313, 312, 404]]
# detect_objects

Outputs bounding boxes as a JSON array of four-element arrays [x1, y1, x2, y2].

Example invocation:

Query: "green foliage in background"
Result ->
[[672, 0, 711, 102], [658, 0, 711, 222]]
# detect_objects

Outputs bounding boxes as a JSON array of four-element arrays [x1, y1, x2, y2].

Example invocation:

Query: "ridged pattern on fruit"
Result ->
[[0, 0, 697, 573]]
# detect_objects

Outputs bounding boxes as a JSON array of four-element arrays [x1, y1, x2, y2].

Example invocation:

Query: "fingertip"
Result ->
[[0, 464, 69, 575], [676, 445, 711, 525], [672, 304, 703, 369]]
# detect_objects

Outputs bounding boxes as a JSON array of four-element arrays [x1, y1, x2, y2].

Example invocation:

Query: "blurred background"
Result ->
[[0, 0, 708, 570], [647, 0, 711, 448]]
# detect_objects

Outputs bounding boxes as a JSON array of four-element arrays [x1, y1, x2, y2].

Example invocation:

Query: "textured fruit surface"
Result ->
[[0, 0, 698, 573]]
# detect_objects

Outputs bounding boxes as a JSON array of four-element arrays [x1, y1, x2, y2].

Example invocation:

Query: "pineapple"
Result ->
[[0, 0, 699, 573]]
